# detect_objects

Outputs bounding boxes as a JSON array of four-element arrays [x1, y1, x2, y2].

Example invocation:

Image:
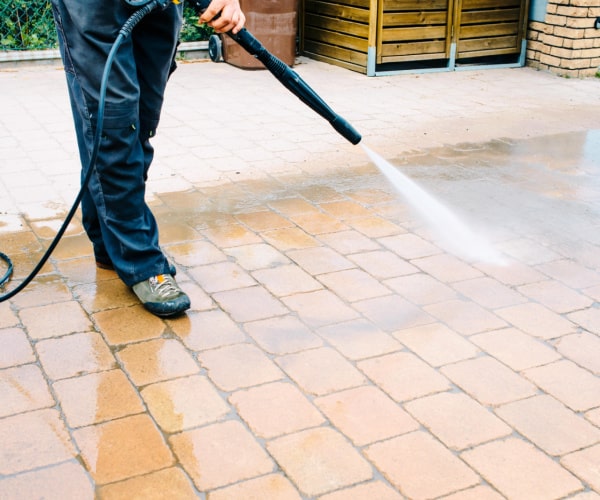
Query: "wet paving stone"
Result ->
[[1, 61, 599, 498]]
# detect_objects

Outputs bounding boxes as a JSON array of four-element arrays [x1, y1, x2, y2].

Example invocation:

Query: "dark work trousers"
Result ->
[[50, 0, 183, 286]]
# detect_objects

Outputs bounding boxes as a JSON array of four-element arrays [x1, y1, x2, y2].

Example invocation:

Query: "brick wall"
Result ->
[[527, 0, 600, 77]]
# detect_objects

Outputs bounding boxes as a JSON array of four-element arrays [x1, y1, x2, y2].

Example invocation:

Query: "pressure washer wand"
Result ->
[[191, 0, 361, 145]]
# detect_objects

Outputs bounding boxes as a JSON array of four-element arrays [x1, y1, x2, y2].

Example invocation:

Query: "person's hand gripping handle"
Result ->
[[198, 0, 245, 34]]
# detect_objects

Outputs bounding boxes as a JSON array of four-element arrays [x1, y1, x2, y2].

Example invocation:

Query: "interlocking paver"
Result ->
[[348, 249, 417, 279], [213, 285, 289, 322], [0, 303, 19, 328], [74, 414, 174, 484], [236, 210, 295, 232], [253, 264, 322, 296], [470, 327, 561, 371], [536, 259, 600, 289], [92, 304, 166, 345], [1, 57, 600, 498], [355, 294, 434, 331], [73, 278, 140, 313], [288, 212, 348, 235], [554, 332, 600, 375], [462, 438, 583, 499], [385, 272, 457, 305], [167, 240, 227, 267], [452, 276, 527, 309], [0, 461, 94, 500], [359, 351, 451, 402], [261, 227, 319, 251], [474, 258, 546, 286], [562, 444, 600, 493], [286, 246, 355, 275], [523, 360, 600, 412], [207, 474, 302, 500], [189, 261, 256, 293], [0, 327, 35, 368], [500, 237, 561, 265], [118, 338, 200, 386], [441, 356, 538, 406], [170, 309, 246, 351], [440, 485, 505, 500], [346, 215, 405, 239], [8, 275, 72, 308], [244, 315, 323, 354], [495, 302, 576, 339], [56, 256, 115, 286], [518, 279, 594, 313], [224, 242, 290, 270], [142, 375, 229, 433], [318, 481, 403, 500], [318, 229, 380, 254], [277, 347, 366, 396], [0, 409, 76, 475], [282, 289, 359, 327], [19, 300, 92, 339], [170, 420, 274, 491], [267, 426, 373, 497], [0, 364, 54, 417], [317, 268, 390, 301], [413, 253, 484, 283], [317, 318, 401, 360], [97, 467, 198, 500], [364, 431, 480, 498], [587, 407, 600, 427], [53, 369, 144, 428], [568, 307, 600, 336], [199, 342, 285, 391], [394, 322, 479, 366], [230, 381, 325, 438], [379, 233, 441, 260], [496, 395, 600, 456], [405, 391, 512, 450], [424, 299, 507, 335], [315, 385, 419, 446]]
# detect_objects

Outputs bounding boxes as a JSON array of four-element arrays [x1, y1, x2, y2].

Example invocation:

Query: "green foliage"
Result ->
[[0, 0, 57, 50], [0, 1, 212, 51], [180, 5, 214, 42]]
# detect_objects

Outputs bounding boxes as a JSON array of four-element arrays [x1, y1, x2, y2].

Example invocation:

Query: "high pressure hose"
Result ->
[[0, 0, 167, 301]]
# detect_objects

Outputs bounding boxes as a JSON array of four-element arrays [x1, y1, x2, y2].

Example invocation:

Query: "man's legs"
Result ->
[[51, 0, 189, 315]]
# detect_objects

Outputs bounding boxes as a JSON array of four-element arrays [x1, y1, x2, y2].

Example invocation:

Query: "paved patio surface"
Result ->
[[0, 54, 600, 499]]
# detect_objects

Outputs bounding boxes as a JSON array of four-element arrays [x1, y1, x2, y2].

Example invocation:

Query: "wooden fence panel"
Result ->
[[302, 0, 371, 72], [300, 0, 528, 72], [455, 0, 526, 59], [378, 0, 452, 64]]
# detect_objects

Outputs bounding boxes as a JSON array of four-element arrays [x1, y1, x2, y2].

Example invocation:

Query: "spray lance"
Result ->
[[190, 0, 362, 145], [0, 0, 361, 299]]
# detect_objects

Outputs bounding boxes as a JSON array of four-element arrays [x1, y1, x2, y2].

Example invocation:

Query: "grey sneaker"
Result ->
[[132, 274, 190, 317]]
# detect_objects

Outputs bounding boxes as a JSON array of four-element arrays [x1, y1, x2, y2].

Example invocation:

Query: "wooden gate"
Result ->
[[378, 0, 453, 66], [300, 0, 529, 74], [454, 0, 528, 61]]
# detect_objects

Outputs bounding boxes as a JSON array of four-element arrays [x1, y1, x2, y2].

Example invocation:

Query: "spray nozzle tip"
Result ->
[[331, 115, 361, 145]]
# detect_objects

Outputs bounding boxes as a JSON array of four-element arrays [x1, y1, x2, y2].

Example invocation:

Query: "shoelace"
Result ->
[[149, 275, 180, 299]]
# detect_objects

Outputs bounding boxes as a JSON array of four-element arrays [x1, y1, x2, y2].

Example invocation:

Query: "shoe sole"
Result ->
[[142, 297, 191, 318]]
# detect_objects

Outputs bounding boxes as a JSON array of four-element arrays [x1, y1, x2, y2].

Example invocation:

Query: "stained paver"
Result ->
[[1, 54, 600, 499]]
